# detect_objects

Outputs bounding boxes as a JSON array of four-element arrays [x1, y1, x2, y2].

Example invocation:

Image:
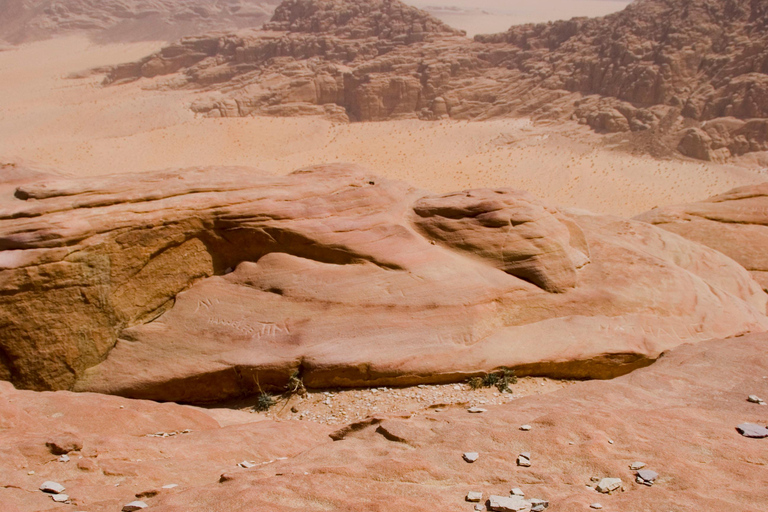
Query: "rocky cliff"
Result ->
[[1, 163, 766, 402], [102, 0, 768, 161], [0, 0, 280, 44]]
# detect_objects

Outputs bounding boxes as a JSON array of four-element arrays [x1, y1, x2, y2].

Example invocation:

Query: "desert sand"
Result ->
[[0, 36, 764, 217]]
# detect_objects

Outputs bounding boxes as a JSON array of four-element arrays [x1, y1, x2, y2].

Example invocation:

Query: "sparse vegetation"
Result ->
[[255, 391, 276, 412], [468, 367, 518, 393], [285, 370, 307, 396]]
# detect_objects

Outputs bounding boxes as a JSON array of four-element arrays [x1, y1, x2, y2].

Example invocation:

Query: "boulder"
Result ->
[[1, 164, 766, 402]]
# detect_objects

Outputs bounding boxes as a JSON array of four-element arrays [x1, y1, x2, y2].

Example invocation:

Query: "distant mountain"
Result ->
[[102, 0, 768, 161], [0, 0, 281, 44]]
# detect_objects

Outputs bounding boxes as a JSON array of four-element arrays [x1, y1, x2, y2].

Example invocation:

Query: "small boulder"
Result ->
[[511, 488, 525, 497], [528, 498, 549, 511], [46, 436, 83, 455], [517, 452, 531, 467], [463, 452, 480, 463], [488, 494, 531, 512], [629, 461, 646, 470], [747, 395, 766, 405], [636, 469, 659, 486], [39, 481, 65, 494], [737, 423, 768, 438], [466, 491, 483, 502], [596, 478, 622, 494], [51, 494, 69, 503], [122, 501, 148, 512]]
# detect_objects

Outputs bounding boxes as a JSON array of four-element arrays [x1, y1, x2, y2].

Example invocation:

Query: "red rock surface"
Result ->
[[0, 163, 766, 402], [1, 333, 767, 511], [0, 0, 280, 44], [101, 0, 768, 160], [637, 182, 768, 292]]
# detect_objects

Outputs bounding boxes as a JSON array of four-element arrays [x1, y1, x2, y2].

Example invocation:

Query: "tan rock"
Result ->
[[0, 164, 766, 402]]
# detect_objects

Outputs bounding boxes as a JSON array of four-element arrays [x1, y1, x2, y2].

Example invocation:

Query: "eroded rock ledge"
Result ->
[[0, 163, 766, 402], [102, 0, 768, 161]]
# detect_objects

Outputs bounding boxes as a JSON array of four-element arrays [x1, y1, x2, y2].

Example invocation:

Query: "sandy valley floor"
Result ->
[[0, 36, 765, 217]]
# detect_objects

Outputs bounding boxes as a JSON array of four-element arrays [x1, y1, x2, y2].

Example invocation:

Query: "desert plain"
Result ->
[[1, 0, 768, 511]]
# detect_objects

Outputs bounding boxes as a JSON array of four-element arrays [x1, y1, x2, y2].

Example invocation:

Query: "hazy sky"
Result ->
[[405, 0, 633, 35]]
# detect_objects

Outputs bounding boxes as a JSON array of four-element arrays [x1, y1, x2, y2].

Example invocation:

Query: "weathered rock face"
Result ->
[[263, 0, 464, 40], [0, 0, 280, 44], [102, 0, 768, 160], [2, 334, 768, 511], [1, 163, 766, 402], [637, 183, 768, 292]]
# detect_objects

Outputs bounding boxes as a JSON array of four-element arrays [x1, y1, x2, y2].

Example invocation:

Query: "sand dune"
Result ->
[[0, 36, 763, 217]]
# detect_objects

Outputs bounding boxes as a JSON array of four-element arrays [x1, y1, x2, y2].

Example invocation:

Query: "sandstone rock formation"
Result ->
[[2, 333, 768, 511], [101, 0, 768, 160], [0, 0, 280, 44], [1, 163, 766, 402], [637, 182, 768, 292]]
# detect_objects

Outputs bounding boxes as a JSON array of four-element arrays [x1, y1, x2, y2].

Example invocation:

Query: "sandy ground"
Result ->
[[203, 377, 574, 427], [409, 0, 633, 37], [0, 37, 765, 217]]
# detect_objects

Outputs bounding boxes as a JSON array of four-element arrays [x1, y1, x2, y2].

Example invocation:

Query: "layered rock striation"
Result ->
[[637, 182, 768, 292], [0, 163, 766, 402], [102, 0, 768, 160]]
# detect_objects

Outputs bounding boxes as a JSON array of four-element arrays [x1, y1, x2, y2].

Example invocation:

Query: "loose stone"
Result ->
[[636, 469, 659, 486], [467, 491, 483, 502], [596, 478, 622, 494], [463, 452, 480, 463], [51, 494, 69, 503], [629, 462, 646, 470], [511, 488, 525, 497], [737, 423, 768, 438], [488, 494, 531, 512], [520, 425, 532, 431], [517, 452, 531, 467], [590, 504, 603, 510], [122, 502, 148, 512], [468, 407, 487, 414], [39, 481, 65, 494]]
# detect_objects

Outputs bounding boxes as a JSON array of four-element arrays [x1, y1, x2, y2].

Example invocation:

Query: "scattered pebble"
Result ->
[[463, 452, 479, 463], [238, 461, 256, 468], [475, 505, 485, 512], [596, 478, 622, 494], [27, 471, 34, 475], [162, 484, 178, 489], [51, 494, 69, 503], [529, 497, 549, 511], [737, 423, 768, 438], [629, 461, 646, 470], [122, 501, 148, 512], [590, 504, 603, 510], [39, 481, 66, 494], [747, 395, 766, 405], [468, 407, 487, 414], [510, 487, 524, 497], [517, 452, 531, 467], [636, 469, 659, 486], [58, 454, 70, 463], [607, 439, 614, 445], [488, 494, 530, 512], [466, 491, 483, 502], [520, 425, 532, 431]]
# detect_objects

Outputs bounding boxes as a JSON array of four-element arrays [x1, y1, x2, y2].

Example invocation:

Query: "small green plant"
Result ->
[[468, 376, 484, 390], [467, 367, 518, 393], [255, 391, 276, 412], [252, 374, 276, 412]]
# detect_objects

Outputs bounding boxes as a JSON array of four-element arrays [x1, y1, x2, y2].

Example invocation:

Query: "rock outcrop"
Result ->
[[0, 163, 766, 402], [0, 0, 280, 44], [2, 334, 768, 511], [101, 0, 768, 161], [637, 182, 768, 292]]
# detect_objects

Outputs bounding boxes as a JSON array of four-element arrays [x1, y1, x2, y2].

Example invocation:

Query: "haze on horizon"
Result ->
[[405, 0, 633, 36]]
